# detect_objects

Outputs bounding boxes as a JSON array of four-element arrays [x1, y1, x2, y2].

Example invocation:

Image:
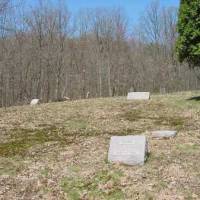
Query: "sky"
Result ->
[[24, 0, 180, 25], [67, 0, 180, 23]]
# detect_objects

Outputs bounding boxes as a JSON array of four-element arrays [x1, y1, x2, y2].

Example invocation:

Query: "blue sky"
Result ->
[[25, 0, 180, 25], [67, 0, 180, 23]]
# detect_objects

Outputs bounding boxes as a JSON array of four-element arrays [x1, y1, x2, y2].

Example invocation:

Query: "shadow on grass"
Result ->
[[187, 96, 200, 101]]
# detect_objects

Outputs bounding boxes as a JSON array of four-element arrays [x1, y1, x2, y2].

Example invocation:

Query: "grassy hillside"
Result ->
[[0, 92, 200, 199]]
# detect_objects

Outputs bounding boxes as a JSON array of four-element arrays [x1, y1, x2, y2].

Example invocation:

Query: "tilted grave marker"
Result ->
[[152, 130, 177, 139]]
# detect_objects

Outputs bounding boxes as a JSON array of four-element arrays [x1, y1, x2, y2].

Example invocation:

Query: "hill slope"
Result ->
[[0, 92, 200, 199]]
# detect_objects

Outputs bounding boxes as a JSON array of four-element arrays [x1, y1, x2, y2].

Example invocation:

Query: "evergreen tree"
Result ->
[[176, 0, 200, 67]]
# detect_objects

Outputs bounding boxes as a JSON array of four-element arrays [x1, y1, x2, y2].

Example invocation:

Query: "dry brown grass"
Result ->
[[0, 91, 200, 199]]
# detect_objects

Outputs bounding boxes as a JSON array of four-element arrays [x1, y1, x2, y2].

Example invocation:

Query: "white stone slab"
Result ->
[[127, 92, 150, 100], [108, 135, 148, 166], [30, 99, 40, 106], [152, 130, 177, 139]]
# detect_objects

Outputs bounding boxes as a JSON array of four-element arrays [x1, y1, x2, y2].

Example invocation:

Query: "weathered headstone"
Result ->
[[152, 130, 177, 139], [127, 92, 150, 100], [108, 135, 148, 166], [30, 99, 40, 106]]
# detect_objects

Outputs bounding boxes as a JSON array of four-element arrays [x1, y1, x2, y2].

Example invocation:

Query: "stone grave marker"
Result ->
[[152, 130, 177, 139], [30, 99, 40, 106], [127, 92, 150, 100], [108, 135, 148, 166]]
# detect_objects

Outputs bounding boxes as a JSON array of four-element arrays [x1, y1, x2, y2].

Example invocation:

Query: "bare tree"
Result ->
[[0, 0, 199, 107]]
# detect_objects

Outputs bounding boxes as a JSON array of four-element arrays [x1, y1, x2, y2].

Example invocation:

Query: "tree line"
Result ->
[[0, 0, 199, 107]]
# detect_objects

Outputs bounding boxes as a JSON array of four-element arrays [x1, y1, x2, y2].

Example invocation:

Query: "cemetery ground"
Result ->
[[0, 91, 200, 200]]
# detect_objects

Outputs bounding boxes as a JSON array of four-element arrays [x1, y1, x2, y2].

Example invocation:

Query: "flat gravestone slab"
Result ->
[[152, 130, 177, 139], [108, 135, 148, 166], [127, 92, 150, 100], [30, 99, 40, 106]]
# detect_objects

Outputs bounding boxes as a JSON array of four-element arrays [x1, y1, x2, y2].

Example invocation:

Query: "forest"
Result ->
[[0, 0, 199, 107]]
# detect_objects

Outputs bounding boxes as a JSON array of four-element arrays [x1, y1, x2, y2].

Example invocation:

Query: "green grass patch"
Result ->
[[122, 110, 185, 129], [0, 120, 145, 158], [0, 157, 24, 176], [0, 126, 72, 157], [176, 143, 200, 154], [61, 169, 124, 200], [154, 115, 185, 128], [40, 167, 53, 178], [121, 110, 143, 121], [65, 119, 88, 130]]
